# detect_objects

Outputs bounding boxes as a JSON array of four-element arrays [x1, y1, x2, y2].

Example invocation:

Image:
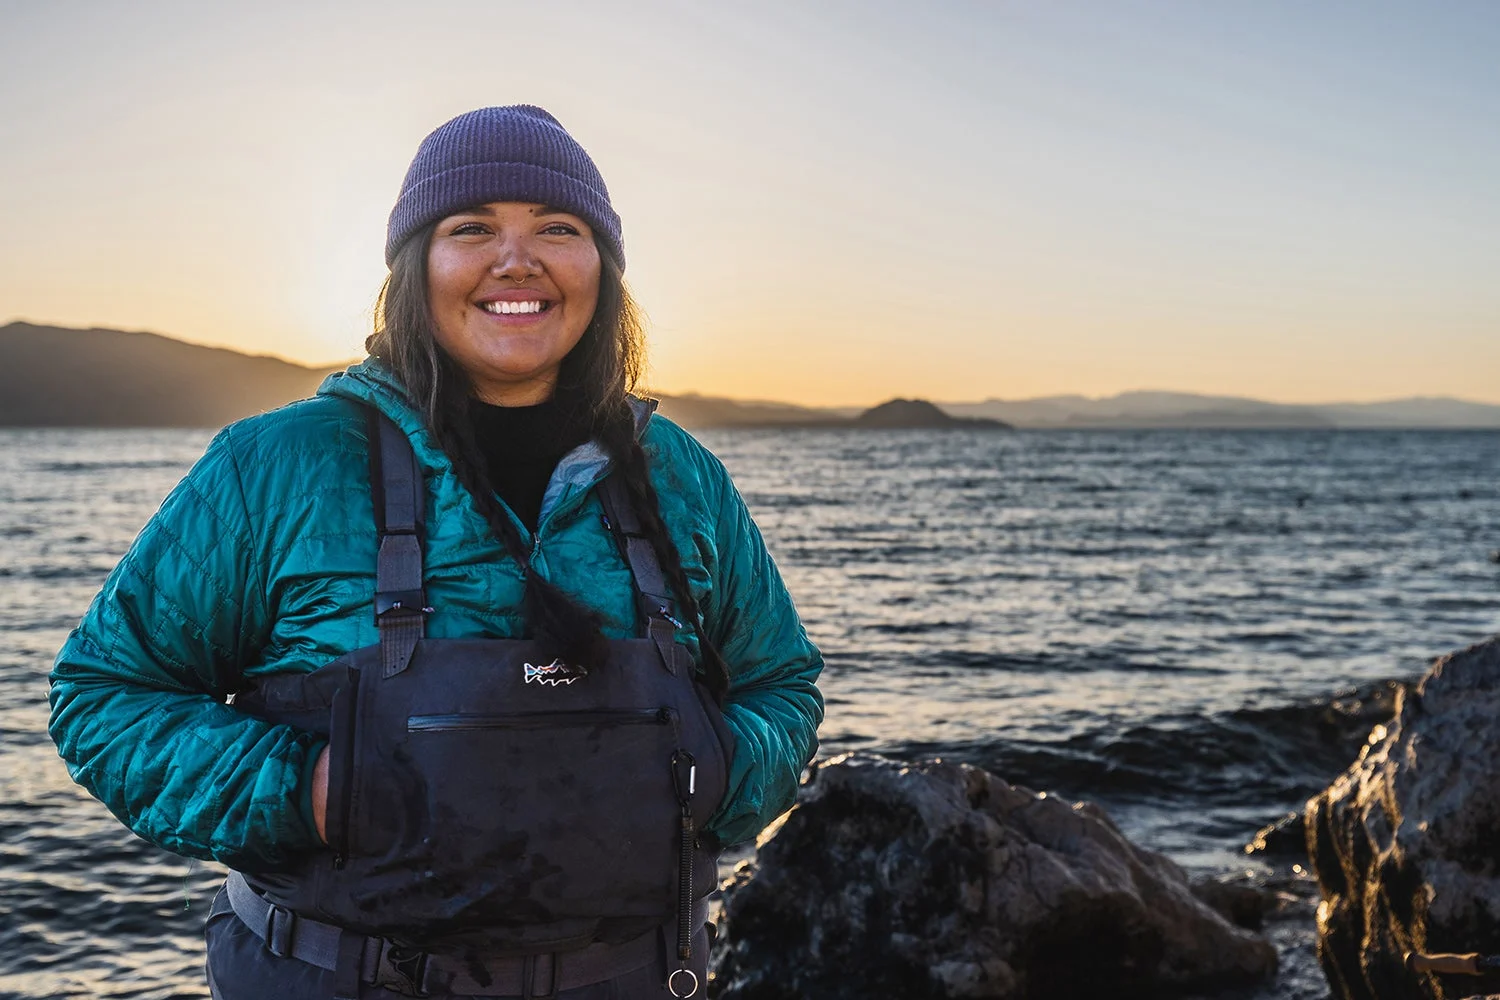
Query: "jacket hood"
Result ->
[[317, 359, 434, 446]]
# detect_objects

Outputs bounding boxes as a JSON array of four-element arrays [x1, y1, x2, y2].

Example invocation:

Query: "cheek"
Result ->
[[575, 281, 600, 323], [563, 254, 602, 323], [426, 245, 485, 317], [424, 265, 476, 357], [426, 262, 463, 315]]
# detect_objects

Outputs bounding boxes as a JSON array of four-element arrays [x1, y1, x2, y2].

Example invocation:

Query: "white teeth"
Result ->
[[482, 300, 545, 315]]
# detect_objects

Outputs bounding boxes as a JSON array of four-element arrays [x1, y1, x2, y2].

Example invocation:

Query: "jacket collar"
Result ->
[[317, 359, 657, 531]]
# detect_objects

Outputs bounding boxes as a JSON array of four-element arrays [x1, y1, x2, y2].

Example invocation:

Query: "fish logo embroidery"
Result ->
[[524, 659, 588, 686]]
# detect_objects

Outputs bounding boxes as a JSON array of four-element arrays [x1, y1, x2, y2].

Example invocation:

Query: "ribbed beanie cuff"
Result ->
[[385, 106, 623, 269]]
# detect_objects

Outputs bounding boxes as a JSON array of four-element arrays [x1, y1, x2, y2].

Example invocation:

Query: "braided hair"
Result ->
[[365, 223, 730, 702]]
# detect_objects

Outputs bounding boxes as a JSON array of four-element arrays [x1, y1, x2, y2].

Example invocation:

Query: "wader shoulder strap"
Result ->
[[366, 407, 426, 678], [597, 473, 688, 675]]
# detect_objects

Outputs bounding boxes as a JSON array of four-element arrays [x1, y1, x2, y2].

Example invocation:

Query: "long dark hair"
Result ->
[[365, 223, 729, 701]]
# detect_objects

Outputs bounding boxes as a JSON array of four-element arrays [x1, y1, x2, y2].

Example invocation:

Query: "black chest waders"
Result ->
[[227, 410, 732, 998]]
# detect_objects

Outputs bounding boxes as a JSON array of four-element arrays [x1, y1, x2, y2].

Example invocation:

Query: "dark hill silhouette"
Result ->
[[652, 396, 1010, 430], [854, 398, 1009, 429], [0, 322, 341, 427], [651, 392, 849, 428]]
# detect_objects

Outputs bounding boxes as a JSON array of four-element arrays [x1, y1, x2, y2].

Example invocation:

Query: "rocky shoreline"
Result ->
[[708, 638, 1500, 1000]]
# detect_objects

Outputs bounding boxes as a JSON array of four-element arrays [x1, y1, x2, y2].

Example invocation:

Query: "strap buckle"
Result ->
[[374, 590, 431, 619], [372, 940, 431, 997], [522, 952, 559, 1000], [263, 902, 296, 959]]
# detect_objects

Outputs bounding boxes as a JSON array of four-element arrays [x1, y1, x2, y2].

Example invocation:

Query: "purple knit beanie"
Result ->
[[385, 105, 623, 269]]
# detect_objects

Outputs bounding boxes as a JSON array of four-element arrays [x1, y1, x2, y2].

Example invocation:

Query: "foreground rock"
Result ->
[[1307, 636, 1500, 1000], [1245, 811, 1308, 861], [711, 753, 1275, 999]]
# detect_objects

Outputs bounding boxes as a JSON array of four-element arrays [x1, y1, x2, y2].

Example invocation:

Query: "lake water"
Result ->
[[3, 427, 1498, 999]]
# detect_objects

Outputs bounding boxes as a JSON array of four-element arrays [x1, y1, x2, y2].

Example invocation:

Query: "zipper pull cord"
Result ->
[[669, 750, 699, 998]]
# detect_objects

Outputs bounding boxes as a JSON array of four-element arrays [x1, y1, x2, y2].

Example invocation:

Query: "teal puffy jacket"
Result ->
[[48, 360, 824, 869]]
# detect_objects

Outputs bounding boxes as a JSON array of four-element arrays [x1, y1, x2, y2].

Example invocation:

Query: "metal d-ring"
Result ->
[[667, 967, 699, 998]]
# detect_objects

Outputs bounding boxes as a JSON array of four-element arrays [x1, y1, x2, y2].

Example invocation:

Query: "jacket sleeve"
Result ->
[[47, 426, 325, 869], [700, 461, 824, 847]]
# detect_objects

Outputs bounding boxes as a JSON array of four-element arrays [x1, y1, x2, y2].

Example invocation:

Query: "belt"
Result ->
[[225, 871, 703, 997]]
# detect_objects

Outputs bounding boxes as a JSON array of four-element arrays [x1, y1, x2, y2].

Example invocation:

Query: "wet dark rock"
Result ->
[[1306, 636, 1500, 1000], [1192, 877, 1275, 931], [1190, 870, 1321, 934], [1245, 811, 1308, 861], [711, 753, 1276, 999], [1319, 679, 1406, 747]]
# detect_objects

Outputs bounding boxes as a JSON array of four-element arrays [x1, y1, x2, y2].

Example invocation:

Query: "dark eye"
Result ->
[[449, 222, 490, 236], [541, 222, 580, 236]]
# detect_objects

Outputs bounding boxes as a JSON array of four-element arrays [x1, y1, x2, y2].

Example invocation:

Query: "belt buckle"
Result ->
[[373, 940, 431, 997], [263, 904, 295, 959], [523, 952, 559, 1000]]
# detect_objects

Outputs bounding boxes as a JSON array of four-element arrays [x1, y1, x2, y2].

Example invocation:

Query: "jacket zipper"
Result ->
[[407, 707, 672, 733]]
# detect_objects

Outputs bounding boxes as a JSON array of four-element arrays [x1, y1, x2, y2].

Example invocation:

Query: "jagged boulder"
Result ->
[[710, 753, 1276, 999], [1307, 636, 1500, 1000], [1245, 811, 1309, 861]]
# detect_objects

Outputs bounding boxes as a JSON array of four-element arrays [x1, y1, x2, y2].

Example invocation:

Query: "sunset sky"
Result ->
[[2, 1, 1497, 406]]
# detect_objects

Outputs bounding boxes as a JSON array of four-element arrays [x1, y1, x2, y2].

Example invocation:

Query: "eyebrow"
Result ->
[[453, 204, 576, 218]]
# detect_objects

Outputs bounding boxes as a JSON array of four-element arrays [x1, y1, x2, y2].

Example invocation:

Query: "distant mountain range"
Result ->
[[655, 389, 1500, 430], [0, 322, 338, 427], [3, 322, 1498, 430], [943, 391, 1500, 429]]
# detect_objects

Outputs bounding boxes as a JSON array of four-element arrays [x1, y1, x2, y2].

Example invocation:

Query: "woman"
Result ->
[[48, 105, 824, 999]]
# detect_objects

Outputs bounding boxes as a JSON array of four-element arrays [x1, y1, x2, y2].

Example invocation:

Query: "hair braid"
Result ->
[[599, 404, 731, 704], [428, 395, 610, 669]]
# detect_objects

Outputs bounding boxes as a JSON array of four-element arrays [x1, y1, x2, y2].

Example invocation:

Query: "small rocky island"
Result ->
[[854, 398, 1011, 430], [659, 396, 1012, 430]]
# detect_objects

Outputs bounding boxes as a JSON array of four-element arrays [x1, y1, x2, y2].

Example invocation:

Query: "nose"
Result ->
[[490, 233, 542, 282]]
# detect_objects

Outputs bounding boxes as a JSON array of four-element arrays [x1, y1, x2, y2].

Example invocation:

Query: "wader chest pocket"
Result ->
[[336, 701, 686, 929]]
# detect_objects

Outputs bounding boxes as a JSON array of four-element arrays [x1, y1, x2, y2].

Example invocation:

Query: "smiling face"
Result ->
[[425, 201, 602, 406]]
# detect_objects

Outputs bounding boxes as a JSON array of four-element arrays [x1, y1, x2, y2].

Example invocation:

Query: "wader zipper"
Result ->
[[328, 673, 361, 870], [407, 707, 673, 732], [668, 749, 698, 998]]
